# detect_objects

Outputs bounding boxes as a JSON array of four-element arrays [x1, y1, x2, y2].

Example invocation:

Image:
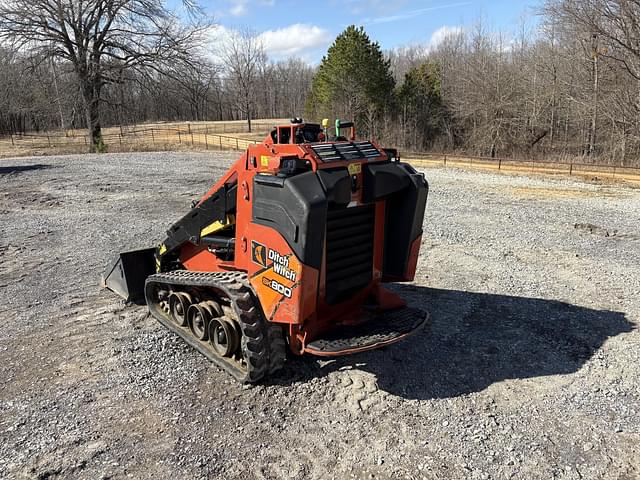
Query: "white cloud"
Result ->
[[204, 23, 329, 64], [207, 24, 231, 44], [229, 0, 248, 16], [223, 0, 274, 17], [257, 24, 331, 59], [203, 24, 231, 62], [428, 25, 463, 50]]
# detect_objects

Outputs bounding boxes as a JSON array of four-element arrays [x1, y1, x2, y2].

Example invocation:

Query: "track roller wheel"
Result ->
[[204, 299, 223, 317], [209, 317, 239, 357], [169, 292, 192, 327], [145, 271, 287, 382], [187, 302, 210, 341]]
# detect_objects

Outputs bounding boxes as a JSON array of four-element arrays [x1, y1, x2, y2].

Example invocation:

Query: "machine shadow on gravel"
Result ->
[[270, 285, 634, 400], [0, 164, 52, 175]]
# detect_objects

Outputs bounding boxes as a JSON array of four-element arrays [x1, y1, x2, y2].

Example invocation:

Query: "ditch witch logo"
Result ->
[[251, 240, 267, 267], [251, 240, 298, 282]]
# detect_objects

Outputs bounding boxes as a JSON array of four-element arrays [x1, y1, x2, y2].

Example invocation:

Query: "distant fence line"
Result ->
[[120, 120, 280, 135], [2, 123, 640, 183], [403, 152, 640, 183], [0, 121, 279, 153]]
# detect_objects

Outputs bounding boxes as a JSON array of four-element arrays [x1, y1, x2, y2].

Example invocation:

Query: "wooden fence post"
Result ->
[[498, 158, 502, 170], [443, 154, 447, 165], [10, 134, 14, 146], [219, 136, 222, 149], [236, 138, 239, 150], [188, 123, 191, 134], [205, 133, 208, 150], [151, 129, 155, 144], [569, 163, 573, 175], [178, 130, 181, 143]]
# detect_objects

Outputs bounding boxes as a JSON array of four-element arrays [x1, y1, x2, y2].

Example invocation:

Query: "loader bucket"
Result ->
[[101, 248, 156, 304]]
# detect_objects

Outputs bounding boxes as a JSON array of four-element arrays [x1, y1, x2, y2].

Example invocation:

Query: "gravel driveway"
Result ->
[[1, 152, 638, 479]]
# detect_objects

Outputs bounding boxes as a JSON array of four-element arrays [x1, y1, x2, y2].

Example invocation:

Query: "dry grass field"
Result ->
[[406, 155, 640, 186], [2, 119, 640, 186], [0, 119, 285, 158]]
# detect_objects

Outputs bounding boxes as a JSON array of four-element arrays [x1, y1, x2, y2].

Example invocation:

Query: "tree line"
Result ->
[[1, 0, 639, 165], [0, 48, 312, 132], [309, 2, 640, 166]]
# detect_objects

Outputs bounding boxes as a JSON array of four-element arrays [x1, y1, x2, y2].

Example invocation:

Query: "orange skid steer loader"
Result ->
[[102, 119, 429, 382]]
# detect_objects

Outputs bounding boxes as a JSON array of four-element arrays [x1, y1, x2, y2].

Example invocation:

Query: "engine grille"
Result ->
[[325, 204, 375, 304], [311, 141, 381, 162]]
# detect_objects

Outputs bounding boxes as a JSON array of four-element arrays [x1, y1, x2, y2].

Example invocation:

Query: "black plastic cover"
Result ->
[[255, 174, 285, 187], [252, 171, 327, 269], [382, 163, 428, 278], [362, 162, 412, 202], [317, 168, 351, 206]]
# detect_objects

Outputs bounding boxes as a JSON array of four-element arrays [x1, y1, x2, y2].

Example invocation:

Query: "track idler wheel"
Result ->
[[209, 317, 240, 357], [169, 292, 192, 327], [187, 302, 211, 341]]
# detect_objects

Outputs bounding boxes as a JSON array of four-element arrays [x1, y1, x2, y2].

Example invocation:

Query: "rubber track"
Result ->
[[144, 270, 285, 383]]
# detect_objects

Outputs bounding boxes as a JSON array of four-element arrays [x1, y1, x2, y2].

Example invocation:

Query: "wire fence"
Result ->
[[403, 152, 640, 183], [0, 121, 279, 154], [2, 123, 640, 183], [119, 120, 281, 136]]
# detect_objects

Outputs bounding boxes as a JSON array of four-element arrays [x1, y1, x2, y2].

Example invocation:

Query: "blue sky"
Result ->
[[204, 0, 541, 62]]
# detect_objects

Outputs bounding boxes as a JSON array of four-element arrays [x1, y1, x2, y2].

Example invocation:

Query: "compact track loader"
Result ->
[[102, 119, 429, 382]]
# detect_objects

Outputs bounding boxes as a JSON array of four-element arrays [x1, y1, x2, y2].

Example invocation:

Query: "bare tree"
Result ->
[[544, 0, 640, 158], [221, 28, 266, 132], [546, 0, 640, 79], [166, 62, 219, 121], [0, 0, 209, 150], [5, 2, 640, 166]]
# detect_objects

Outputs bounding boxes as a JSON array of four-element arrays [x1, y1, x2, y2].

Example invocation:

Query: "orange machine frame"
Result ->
[[175, 123, 420, 355]]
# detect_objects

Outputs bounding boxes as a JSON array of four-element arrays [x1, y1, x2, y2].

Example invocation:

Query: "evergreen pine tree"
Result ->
[[397, 62, 445, 149], [306, 25, 395, 136]]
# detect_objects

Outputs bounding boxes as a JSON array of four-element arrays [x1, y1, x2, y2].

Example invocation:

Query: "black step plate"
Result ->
[[305, 307, 428, 356]]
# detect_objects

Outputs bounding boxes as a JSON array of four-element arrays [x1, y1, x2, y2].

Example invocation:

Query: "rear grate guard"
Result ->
[[325, 204, 375, 304], [311, 141, 381, 162], [305, 307, 428, 355]]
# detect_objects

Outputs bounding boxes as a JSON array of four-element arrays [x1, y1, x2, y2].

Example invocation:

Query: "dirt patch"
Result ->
[[509, 185, 626, 199], [574, 222, 618, 237], [574, 222, 640, 241]]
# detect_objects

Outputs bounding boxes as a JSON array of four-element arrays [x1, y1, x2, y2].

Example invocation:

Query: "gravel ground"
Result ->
[[0, 152, 639, 480]]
